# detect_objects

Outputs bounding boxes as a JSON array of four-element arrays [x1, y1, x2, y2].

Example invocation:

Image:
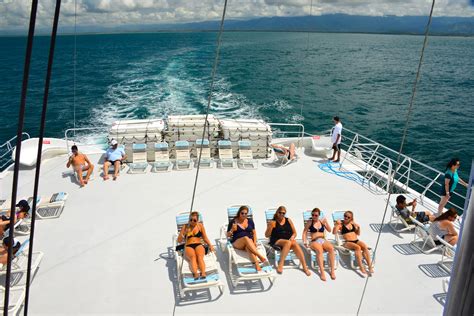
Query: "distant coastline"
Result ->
[[1, 14, 473, 37]]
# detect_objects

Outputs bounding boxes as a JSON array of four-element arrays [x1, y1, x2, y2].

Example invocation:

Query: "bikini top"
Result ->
[[341, 223, 356, 235], [185, 225, 203, 238], [309, 220, 325, 233]]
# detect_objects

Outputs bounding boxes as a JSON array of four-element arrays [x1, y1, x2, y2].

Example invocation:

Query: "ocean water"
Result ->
[[0, 32, 473, 178]]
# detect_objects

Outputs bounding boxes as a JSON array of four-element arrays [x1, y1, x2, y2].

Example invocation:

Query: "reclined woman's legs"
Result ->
[[274, 239, 292, 273], [195, 245, 207, 277], [322, 241, 336, 279], [310, 242, 327, 281], [357, 240, 374, 273], [288, 240, 311, 275], [344, 242, 367, 275], [184, 246, 199, 278], [233, 237, 266, 271]]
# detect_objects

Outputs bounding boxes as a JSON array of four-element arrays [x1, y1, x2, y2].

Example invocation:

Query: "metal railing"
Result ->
[[268, 123, 305, 147], [0, 133, 31, 171], [340, 128, 466, 211], [272, 124, 466, 212]]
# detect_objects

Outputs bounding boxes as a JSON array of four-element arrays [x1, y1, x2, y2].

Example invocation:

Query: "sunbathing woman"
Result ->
[[271, 143, 296, 160], [0, 237, 21, 265], [333, 211, 374, 276], [302, 208, 336, 281], [227, 206, 267, 271], [177, 211, 215, 280], [432, 208, 458, 246], [0, 199, 30, 236], [265, 206, 311, 276]]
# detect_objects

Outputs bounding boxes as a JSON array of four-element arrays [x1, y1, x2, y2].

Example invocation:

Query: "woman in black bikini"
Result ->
[[302, 208, 336, 281], [265, 206, 311, 276], [227, 206, 267, 272], [177, 211, 215, 279], [333, 211, 374, 276]]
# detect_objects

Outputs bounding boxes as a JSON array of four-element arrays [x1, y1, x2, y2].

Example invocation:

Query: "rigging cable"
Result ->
[[73, 0, 77, 136], [172, 2, 229, 316], [23, 0, 62, 315], [3, 0, 39, 314], [189, 0, 229, 213], [356, 1, 436, 314]]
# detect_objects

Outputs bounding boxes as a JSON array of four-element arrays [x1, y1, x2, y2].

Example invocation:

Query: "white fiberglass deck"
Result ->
[[0, 144, 446, 315]]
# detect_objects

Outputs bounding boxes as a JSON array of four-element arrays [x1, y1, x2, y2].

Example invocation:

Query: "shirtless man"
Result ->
[[66, 145, 94, 187]]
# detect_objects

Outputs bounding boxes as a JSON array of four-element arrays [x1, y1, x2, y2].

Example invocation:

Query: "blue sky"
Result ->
[[1, 0, 473, 31]]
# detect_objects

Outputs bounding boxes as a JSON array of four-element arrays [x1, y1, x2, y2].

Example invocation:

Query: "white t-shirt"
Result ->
[[331, 122, 342, 144]]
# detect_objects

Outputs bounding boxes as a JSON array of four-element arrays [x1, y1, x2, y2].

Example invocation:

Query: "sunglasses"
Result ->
[[312, 213, 319, 217], [344, 215, 351, 219], [278, 212, 286, 215], [240, 212, 248, 216], [189, 218, 198, 222]]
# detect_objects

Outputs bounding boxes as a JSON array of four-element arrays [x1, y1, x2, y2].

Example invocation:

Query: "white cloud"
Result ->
[[0, 0, 473, 31]]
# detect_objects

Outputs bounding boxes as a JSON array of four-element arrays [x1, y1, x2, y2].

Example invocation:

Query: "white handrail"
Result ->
[[0, 132, 31, 171]]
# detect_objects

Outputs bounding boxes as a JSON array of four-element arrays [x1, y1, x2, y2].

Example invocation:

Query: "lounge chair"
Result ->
[[0, 287, 26, 315], [194, 139, 214, 168], [237, 140, 258, 169], [218, 205, 275, 287], [151, 142, 172, 172], [332, 211, 374, 270], [217, 140, 236, 169], [27, 192, 68, 219], [172, 212, 223, 298], [101, 145, 127, 175], [410, 221, 445, 254], [302, 210, 339, 270], [174, 140, 193, 170], [273, 146, 289, 165], [0, 239, 44, 289], [263, 208, 299, 269], [388, 203, 416, 233], [127, 143, 149, 174], [436, 236, 455, 272]]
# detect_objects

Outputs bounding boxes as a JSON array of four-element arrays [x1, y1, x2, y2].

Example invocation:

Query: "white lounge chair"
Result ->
[[174, 140, 193, 170], [332, 211, 374, 270], [411, 221, 445, 254], [172, 212, 223, 298], [127, 143, 149, 174], [436, 236, 455, 273], [302, 210, 339, 271], [263, 208, 299, 269], [0, 239, 44, 289], [217, 140, 236, 169], [237, 140, 257, 169], [0, 287, 26, 315], [151, 142, 172, 172], [101, 144, 127, 175], [194, 139, 214, 168], [388, 203, 416, 233], [218, 205, 275, 287], [27, 192, 68, 219]]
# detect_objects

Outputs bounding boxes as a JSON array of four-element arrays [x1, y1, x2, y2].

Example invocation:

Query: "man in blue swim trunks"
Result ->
[[395, 195, 434, 224], [103, 139, 127, 181]]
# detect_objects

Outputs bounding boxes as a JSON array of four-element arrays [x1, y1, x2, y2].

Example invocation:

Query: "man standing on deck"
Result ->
[[103, 139, 126, 181], [67, 145, 94, 187], [330, 116, 342, 162]]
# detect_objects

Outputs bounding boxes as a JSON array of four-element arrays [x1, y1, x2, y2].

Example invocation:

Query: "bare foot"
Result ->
[[303, 268, 311, 276], [330, 271, 336, 280], [276, 265, 283, 274], [84, 180, 88, 184], [255, 262, 262, 272], [320, 271, 327, 281], [360, 268, 368, 276], [103, 176, 109, 181], [113, 176, 117, 181]]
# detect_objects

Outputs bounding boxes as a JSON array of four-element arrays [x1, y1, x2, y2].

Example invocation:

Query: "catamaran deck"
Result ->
[[0, 144, 447, 315]]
